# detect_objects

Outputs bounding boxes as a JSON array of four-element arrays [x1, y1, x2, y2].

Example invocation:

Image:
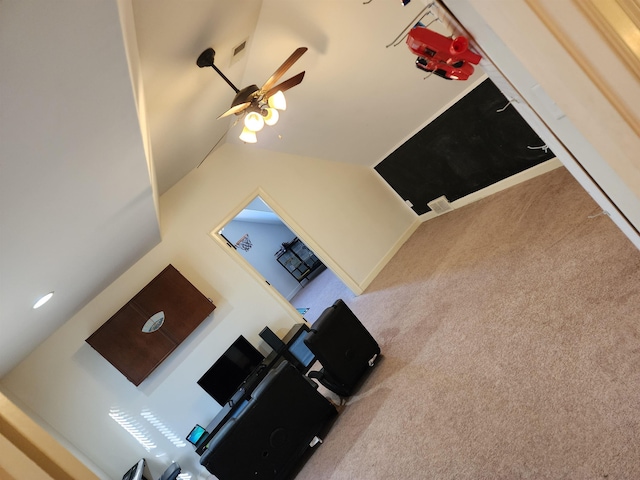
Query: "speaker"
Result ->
[[259, 326, 286, 353]]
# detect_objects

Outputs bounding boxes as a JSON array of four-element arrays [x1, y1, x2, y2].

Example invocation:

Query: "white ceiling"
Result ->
[[133, 0, 485, 193], [0, 0, 485, 377]]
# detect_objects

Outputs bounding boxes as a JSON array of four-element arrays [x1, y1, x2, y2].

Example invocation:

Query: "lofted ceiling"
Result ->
[[134, 0, 485, 194], [0, 0, 486, 378]]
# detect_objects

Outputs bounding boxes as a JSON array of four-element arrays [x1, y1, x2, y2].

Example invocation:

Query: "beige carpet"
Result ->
[[296, 167, 640, 479], [291, 267, 356, 323]]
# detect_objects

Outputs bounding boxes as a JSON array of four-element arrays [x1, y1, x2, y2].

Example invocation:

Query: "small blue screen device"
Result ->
[[186, 424, 206, 446]]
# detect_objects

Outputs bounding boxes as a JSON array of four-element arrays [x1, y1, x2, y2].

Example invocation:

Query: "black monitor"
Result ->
[[286, 332, 315, 372], [197, 335, 265, 406]]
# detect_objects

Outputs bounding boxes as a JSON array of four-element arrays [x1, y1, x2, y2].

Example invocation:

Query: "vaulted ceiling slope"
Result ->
[[0, 0, 483, 378], [0, 1, 160, 377], [134, 0, 484, 194]]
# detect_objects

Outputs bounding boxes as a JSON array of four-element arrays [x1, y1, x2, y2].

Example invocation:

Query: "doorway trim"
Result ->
[[209, 187, 362, 317]]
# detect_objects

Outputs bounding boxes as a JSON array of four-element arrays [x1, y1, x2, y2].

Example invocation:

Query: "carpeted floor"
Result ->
[[290, 268, 356, 323], [295, 167, 640, 479]]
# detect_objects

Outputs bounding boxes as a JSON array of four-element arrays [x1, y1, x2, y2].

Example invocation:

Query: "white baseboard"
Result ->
[[359, 159, 562, 291], [359, 217, 422, 292], [419, 158, 563, 222]]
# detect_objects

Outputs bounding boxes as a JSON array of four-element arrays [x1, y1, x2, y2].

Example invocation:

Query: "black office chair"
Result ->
[[159, 462, 181, 480], [122, 460, 180, 480], [304, 299, 380, 397]]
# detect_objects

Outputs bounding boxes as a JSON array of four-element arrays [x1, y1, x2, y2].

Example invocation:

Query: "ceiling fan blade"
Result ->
[[260, 47, 308, 93], [218, 101, 251, 119], [264, 72, 306, 99]]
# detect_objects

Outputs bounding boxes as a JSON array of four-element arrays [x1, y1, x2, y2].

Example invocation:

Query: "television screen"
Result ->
[[197, 335, 264, 406]]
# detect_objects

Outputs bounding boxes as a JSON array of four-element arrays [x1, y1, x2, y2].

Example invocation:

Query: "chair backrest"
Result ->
[[158, 462, 180, 480], [304, 299, 380, 389]]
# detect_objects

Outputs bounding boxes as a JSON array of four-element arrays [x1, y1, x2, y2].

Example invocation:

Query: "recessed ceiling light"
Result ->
[[33, 291, 54, 309]]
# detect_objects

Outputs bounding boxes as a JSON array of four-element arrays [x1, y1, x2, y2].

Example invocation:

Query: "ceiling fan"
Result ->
[[197, 46, 307, 144]]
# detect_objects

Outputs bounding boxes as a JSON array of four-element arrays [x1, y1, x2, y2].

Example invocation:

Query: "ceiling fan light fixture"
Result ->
[[268, 91, 287, 111], [263, 107, 279, 126], [199, 46, 306, 152], [239, 127, 258, 143], [244, 111, 265, 132]]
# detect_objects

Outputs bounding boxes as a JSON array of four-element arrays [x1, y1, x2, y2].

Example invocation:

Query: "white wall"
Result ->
[[0, 0, 162, 378], [0, 144, 416, 479]]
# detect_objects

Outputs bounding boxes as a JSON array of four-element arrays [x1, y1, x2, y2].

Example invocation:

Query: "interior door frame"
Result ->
[[209, 187, 361, 318]]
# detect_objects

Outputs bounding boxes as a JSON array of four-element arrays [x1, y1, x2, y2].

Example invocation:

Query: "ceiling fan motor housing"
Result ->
[[196, 48, 216, 68], [232, 85, 260, 111]]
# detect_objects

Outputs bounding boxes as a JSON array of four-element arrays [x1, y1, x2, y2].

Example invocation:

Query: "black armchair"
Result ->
[[304, 299, 380, 397]]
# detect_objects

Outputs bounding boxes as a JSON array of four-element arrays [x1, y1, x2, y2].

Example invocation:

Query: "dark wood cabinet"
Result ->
[[86, 265, 215, 386]]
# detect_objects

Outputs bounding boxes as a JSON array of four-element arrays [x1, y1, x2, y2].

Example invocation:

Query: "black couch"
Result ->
[[199, 360, 337, 480]]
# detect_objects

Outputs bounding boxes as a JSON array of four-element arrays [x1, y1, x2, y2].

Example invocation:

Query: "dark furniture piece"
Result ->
[[197, 335, 265, 406], [279, 323, 316, 374], [260, 323, 316, 373], [122, 460, 180, 480], [194, 323, 316, 456], [122, 459, 148, 480], [304, 299, 380, 397], [87, 265, 215, 385], [195, 348, 282, 455], [199, 361, 337, 480], [275, 237, 324, 284], [159, 463, 181, 480]]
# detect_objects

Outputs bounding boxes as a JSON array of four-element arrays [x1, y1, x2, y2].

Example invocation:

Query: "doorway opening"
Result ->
[[214, 195, 355, 323]]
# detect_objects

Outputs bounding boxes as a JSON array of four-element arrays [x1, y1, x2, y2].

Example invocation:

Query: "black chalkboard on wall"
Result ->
[[375, 78, 555, 215]]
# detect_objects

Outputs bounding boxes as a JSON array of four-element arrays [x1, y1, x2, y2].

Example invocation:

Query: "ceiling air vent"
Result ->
[[230, 38, 248, 65], [427, 195, 453, 215]]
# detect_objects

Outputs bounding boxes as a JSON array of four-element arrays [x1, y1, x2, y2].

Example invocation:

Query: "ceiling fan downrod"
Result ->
[[197, 48, 239, 94]]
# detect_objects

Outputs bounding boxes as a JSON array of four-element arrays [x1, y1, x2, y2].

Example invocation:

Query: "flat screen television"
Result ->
[[197, 335, 264, 406]]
